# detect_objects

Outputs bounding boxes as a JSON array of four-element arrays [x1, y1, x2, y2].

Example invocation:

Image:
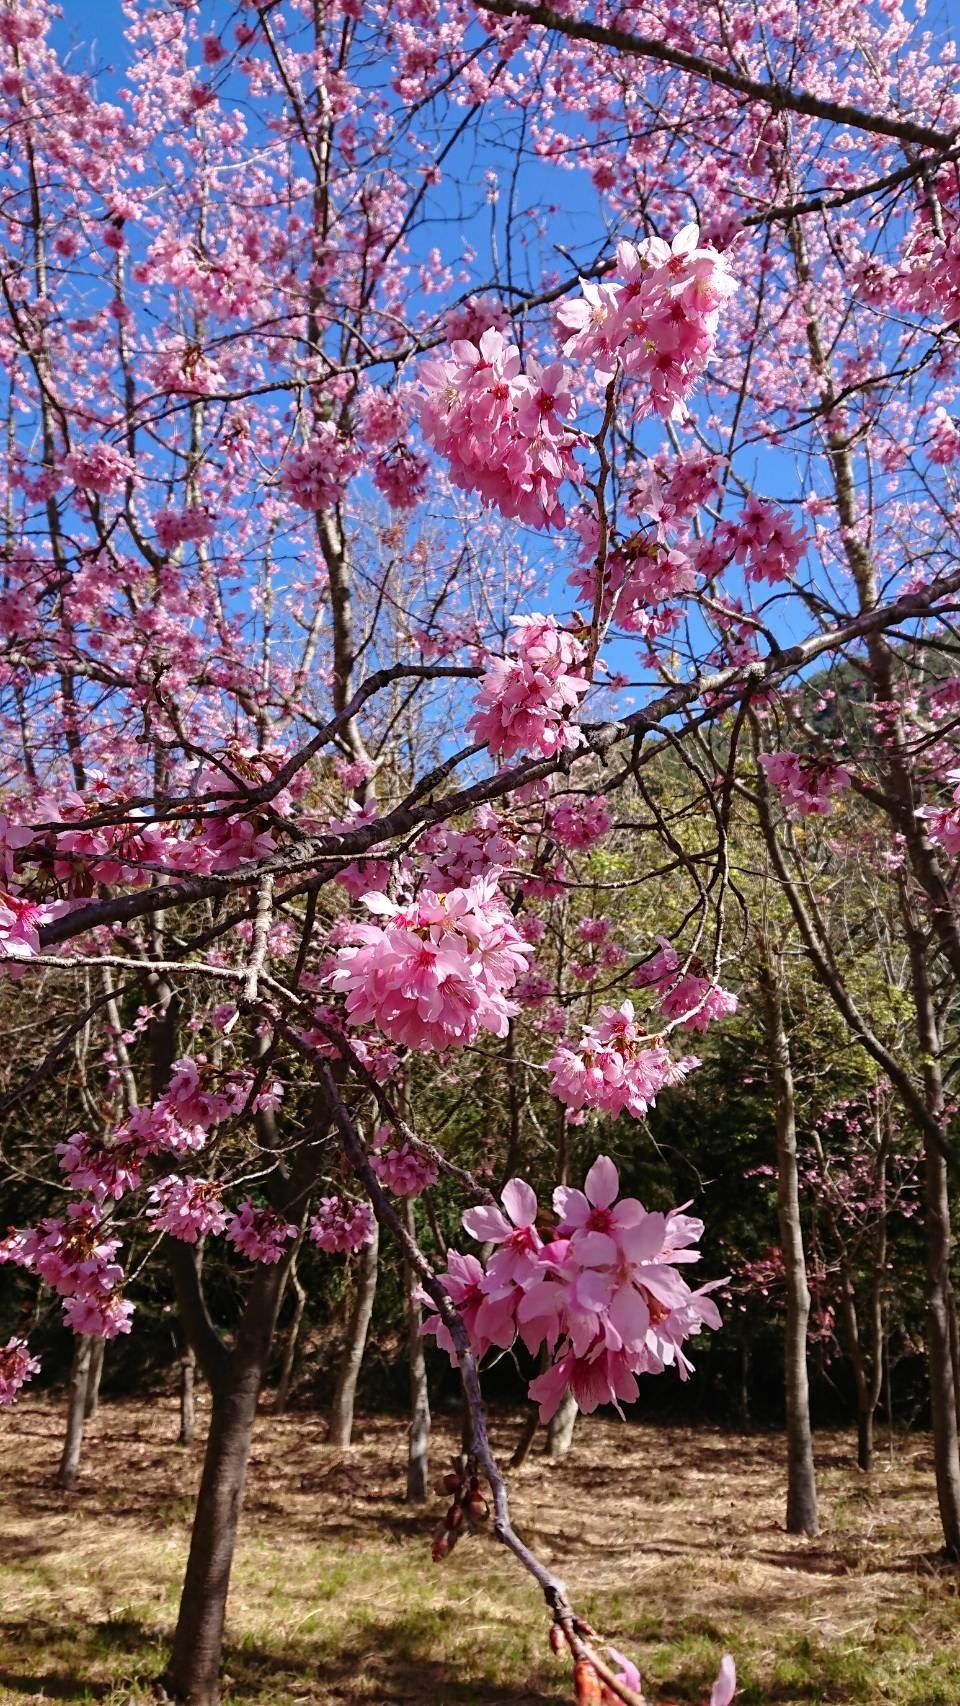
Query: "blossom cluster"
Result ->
[[327, 871, 532, 1052], [0, 1336, 40, 1406], [547, 1001, 700, 1119], [546, 792, 612, 851], [718, 496, 807, 585], [421, 1157, 722, 1420], [556, 224, 737, 417], [918, 770, 960, 856], [418, 328, 579, 529], [12, 1199, 133, 1338], [309, 1195, 376, 1253], [280, 422, 359, 511], [225, 1201, 298, 1264], [758, 750, 851, 818], [635, 938, 739, 1032], [147, 1174, 229, 1243], [370, 1128, 439, 1197], [467, 614, 588, 761]]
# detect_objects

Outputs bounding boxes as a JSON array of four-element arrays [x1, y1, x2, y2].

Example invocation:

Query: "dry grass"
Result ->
[[1, 1399, 959, 1704]]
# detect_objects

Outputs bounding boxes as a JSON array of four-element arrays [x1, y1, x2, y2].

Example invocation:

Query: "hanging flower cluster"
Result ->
[[327, 872, 532, 1052], [467, 614, 589, 761], [418, 329, 579, 529], [421, 1158, 722, 1421], [225, 1200, 298, 1264], [370, 1127, 439, 1196], [309, 1195, 376, 1253], [147, 1175, 229, 1243], [556, 224, 738, 416], [280, 422, 360, 511], [12, 1200, 134, 1338], [547, 1001, 700, 1118], [635, 938, 739, 1032], [0, 1336, 40, 1406], [759, 750, 851, 817]]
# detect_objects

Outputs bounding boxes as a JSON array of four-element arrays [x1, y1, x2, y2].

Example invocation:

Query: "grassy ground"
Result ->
[[1, 1400, 959, 1705]]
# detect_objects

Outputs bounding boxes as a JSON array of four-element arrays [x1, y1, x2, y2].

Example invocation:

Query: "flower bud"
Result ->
[[549, 1624, 565, 1656], [574, 1659, 603, 1705], [466, 1492, 489, 1522], [446, 1502, 464, 1530]]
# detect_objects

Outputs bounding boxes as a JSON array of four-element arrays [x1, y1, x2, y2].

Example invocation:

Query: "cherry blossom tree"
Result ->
[[4, 0, 960, 1702]]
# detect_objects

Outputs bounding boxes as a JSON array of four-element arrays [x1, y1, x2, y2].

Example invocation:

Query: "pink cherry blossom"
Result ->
[[327, 872, 532, 1052], [370, 1128, 438, 1197], [548, 1001, 701, 1118], [0, 1336, 40, 1405], [225, 1201, 298, 1264], [467, 614, 588, 761], [147, 1175, 229, 1243], [759, 750, 851, 818], [309, 1194, 376, 1254]]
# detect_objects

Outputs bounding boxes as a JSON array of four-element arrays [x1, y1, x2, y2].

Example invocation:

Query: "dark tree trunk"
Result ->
[[275, 1253, 307, 1415], [179, 1344, 197, 1447], [84, 1336, 105, 1421], [57, 1335, 93, 1489], [759, 950, 819, 1537], [327, 1220, 379, 1446], [547, 1391, 578, 1460], [403, 1199, 430, 1502], [164, 1258, 296, 1705]]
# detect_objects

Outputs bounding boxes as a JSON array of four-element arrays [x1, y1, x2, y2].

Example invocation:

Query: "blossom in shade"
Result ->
[[309, 1195, 376, 1253], [370, 1129, 438, 1197], [758, 750, 851, 818], [147, 1175, 229, 1243], [225, 1200, 298, 1263], [634, 937, 738, 1032], [0, 1336, 40, 1405], [547, 1001, 700, 1118]]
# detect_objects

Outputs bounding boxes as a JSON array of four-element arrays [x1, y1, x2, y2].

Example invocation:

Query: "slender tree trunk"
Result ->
[[327, 1219, 379, 1446], [57, 1336, 94, 1488], [759, 949, 819, 1536], [509, 1405, 541, 1470], [738, 1340, 752, 1430], [403, 1198, 430, 1502], [275, 1253, 307, 1415], [947, 1282, 960, 1435], [179, 1345, 197, 1447], [547, 1391, 579, 1460], [903, 901, 960, 1558], [84, 1336, 105, 1421], [923, 1135, 960, 1558]]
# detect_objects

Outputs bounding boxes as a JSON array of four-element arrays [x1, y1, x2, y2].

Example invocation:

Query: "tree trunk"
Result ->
[[275, 1253, 307, 1415], [403, 1198, 430, 1502], [57, 1335, 94, 1488], [547, 1391, 579, 1460], [923, 1134, 960, 1558], [903, 900, 960, 1558], [165, 1367, 262, 1705], [164, 1257, 295, 1705], [179, 1345, 197, 1447], [84, 1336, 105, 1421], [327, 1219, 379, 1446], [760, 950, 819, 1536], [509, 1405, 541, 1469]]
